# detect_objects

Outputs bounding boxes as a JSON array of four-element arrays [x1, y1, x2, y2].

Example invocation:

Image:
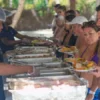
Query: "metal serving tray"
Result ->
[[15, 46, 53, 54], [5, 47, 53, 58], [9, 57, 59, 64], [7, 75, 87, 100], [13, 53, 52, 59], [7, 68, 72, 78], [16, 46, 52, 50], [7, 75, 87, 87]]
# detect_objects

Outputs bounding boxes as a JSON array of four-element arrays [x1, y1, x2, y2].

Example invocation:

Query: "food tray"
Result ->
[[15, 46, 53, 54], [9, 57, 59, 65], [8, 75, 88, 100], [13, 53, 52, 59], [7, 63, 71, 78], [7, 67, 72, 78], [5, 47, 53, 58], [16, 46, 52, 50], [7, 75, 87, 88]]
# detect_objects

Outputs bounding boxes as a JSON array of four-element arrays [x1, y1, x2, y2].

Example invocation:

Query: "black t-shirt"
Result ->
[[0, 25, 18, 53], [68, 34, 78, 46]]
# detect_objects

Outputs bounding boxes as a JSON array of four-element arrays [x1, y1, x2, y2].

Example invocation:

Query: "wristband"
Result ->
[[28, 67, 35, 75], [89, 90, 95, 95]]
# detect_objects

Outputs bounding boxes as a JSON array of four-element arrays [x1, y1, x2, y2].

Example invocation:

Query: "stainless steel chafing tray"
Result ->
[[15, 46, 53, 54], [7, 67, 72, 78], [16, 46, 52, 50], [7, 75, 88, 100], [9, 57, 60, 65], [7, 62, 72, 78], [7, 75, 88, 88], [12, 53, 53, 59], [5, 46, 54, 58]]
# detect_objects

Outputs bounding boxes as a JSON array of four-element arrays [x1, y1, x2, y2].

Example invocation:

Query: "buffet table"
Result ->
[[5, 46, 88, 100]]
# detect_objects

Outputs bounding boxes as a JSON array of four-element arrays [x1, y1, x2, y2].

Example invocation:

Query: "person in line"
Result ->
[[96, 5, 100, 20], [66, 16, 88, 47], [57, 5, 66, 17], [53, 15, 66, 44], [52, 4, 61, 31], [80, 21, 100, 100], [65, 10, 76, 17], [62, 14, 76, 46]]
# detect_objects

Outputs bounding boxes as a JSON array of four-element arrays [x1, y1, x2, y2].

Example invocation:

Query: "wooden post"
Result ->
[[70, 0, 76, 10], [11, 0, 25, 28]]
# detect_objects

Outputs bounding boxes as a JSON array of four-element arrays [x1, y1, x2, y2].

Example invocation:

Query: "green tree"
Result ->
[[76, 0, 96, 19]]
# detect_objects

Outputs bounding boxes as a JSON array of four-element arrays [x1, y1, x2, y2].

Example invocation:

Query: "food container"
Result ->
[[16, 46, 52, 50], [8, 67, 72, 78], [9, 57, 60, 65], [7, 62, 71, 78], [15, 46, 53, 54], [7, 75, 88, 100], [13, 53, 53, 59], [5, 46, 53, 58]]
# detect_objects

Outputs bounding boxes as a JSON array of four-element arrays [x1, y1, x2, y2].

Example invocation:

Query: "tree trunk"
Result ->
[[9, 0, 13, 8], [31, 9, 42, 23], [70, 0, 76, 10], [11, 0, 25, 28]]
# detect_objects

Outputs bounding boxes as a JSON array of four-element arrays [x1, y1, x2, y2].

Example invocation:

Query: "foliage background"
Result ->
[[0, 0, 96, 17], [0, 0, 96, 30]]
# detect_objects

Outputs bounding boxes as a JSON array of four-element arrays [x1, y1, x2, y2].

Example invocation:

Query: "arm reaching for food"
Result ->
[[0, 63, 39, 76]]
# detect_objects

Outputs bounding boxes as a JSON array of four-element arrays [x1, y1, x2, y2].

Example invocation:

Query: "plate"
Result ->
[[65, 58, 96, 72], [58, 46, 78, 54], [75, 67, 96, 72], [59, 49, 74, 54]]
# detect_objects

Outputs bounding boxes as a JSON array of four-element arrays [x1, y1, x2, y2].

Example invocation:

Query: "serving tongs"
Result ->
[[67, 67, 85, 85]]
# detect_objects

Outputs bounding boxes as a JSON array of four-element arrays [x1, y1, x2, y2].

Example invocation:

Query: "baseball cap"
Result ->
[[3, 9, 16, 18], [0, 8, 6, 22], [68, 16, 88, 25]]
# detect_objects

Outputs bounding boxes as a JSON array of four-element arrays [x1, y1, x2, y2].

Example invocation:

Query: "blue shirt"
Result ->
[[0, 24, 18, 53]]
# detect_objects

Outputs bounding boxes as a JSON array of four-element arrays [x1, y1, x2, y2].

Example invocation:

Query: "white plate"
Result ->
[[75, 67, 96, 72], [59, 49, 73, 53]]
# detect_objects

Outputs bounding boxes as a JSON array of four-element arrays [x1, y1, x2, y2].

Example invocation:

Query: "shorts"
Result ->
[[87, 88, 100, 100]]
